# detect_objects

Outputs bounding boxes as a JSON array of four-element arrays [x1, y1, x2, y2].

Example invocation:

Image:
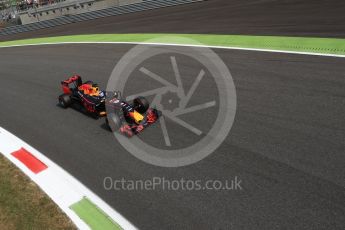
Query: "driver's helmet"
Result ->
[[89, 84, 100, 96]]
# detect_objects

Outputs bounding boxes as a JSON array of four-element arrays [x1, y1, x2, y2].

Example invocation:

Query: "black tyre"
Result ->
[[107, 113, 122, 131], [58, 94, 72, 108], [133, 96, 149, 114]]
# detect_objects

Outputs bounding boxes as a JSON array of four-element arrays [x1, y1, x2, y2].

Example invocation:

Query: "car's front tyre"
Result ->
[[133, 96, 149, 114], [106, 113, 123, 131]]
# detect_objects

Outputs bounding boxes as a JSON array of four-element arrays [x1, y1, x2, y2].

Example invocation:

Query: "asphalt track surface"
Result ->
[[1, 0, 345, 41], [1, 44, 345, 229]]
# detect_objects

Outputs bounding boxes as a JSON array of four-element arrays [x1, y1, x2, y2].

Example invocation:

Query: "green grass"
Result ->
[[0, 155, 76, 230], [70, 198, 122, 230], [0, 34, 345, 55]]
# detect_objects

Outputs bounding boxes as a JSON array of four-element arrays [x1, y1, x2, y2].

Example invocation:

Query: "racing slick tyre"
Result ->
[[59, 94, 72, 108], [133, 96, 149, 114], [106, 113, 122, 131]]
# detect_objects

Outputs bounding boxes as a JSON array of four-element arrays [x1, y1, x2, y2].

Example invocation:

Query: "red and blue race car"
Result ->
[[58, 75, 160, 136]]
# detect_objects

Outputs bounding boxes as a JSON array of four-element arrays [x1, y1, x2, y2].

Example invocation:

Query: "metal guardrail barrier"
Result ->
[[0, 0, 204, 36]]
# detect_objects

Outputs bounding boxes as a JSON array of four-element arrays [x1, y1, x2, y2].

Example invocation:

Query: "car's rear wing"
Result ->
[[61, 75, 82, 94]]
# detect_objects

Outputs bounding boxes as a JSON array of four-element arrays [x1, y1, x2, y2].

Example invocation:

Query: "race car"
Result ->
[[58, 75, 106, 117], [58, 75, 160, 136], [106, 91, 161, 137]]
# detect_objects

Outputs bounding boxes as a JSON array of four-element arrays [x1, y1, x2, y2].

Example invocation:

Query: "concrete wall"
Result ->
[[19, 0, 142, 24]]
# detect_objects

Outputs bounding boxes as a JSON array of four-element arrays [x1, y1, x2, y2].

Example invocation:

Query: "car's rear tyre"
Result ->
[[59, 94, 72, 108], [133, 96, 149, 114], [106, 113, 122, 131]]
